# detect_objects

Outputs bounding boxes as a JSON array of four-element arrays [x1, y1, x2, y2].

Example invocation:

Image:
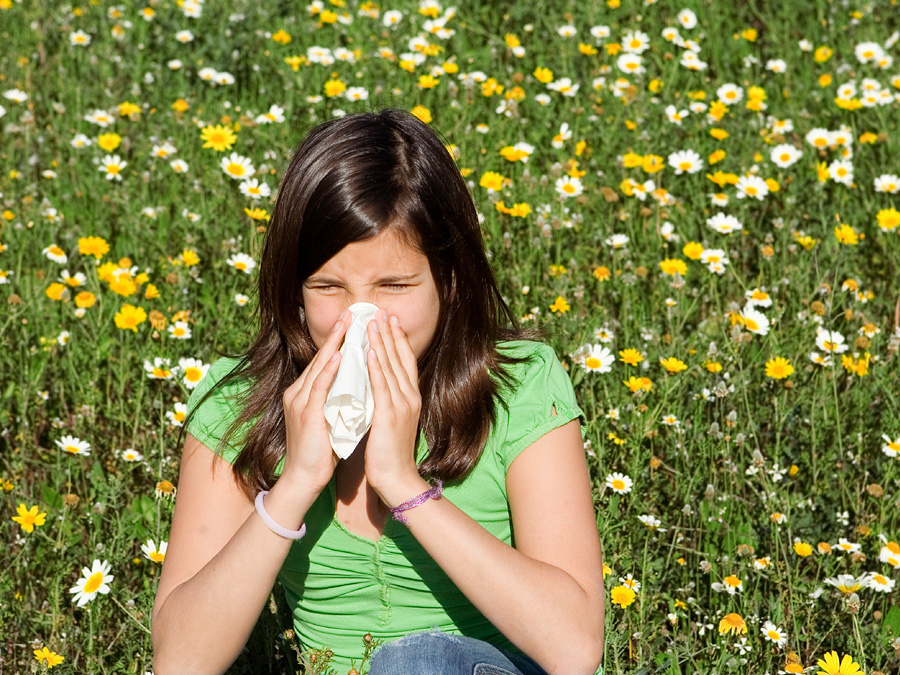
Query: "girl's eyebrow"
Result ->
[[304, 273, 421, 285]]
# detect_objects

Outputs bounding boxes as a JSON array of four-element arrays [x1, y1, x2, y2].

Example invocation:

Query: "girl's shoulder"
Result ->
[[493, 339, 577, 405]]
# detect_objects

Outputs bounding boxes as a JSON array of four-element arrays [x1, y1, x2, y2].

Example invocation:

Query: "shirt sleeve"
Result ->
[[494, 342, 585, 469], [185, 356, 246, 464]]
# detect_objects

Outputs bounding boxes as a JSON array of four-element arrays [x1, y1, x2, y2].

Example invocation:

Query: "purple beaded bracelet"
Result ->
[[390, 480, 443, 525]]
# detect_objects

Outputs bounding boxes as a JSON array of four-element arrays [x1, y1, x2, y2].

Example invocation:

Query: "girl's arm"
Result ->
[[151, 435, 322, 675], [364, 311, 604, 675], [375, 420, 605, 675]]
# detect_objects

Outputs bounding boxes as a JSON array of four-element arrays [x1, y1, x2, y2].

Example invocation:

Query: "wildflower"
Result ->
[[555, 175, 584, 198], [637, 514, 663, 529], [549, 296, 570, 314], [619, 349, 643, 366], [200, 124, 236, 152], [574, 344, 615, 373], [235, 293, 250, 306], [706, 212, 743, 234], [816, 651, 862, 675], [156, 480, 177, 499], [98, 154, 127, 181], [770, 144, 803, 168], [678, 9, 697, 28], [794, 541, 813, 556], [499, 142, 534, 163], [33, 648, 64, 668], [718, 613, 747, 635], [879, 539, 900, 566], [753, 556, 772, 570], [12, 504, 47, 533], [735, 175, 769, 200], [761, 621, 787, 646], [115, 304, 147, 332], [874, 174, 900, 194], [739, 306, 770, 336], [659, 357, 688, 373], [745, 288, 772, 308], [868, 572, 895, 592], [168, 321, 192, 340], [835, 538, 861, 554], [167, 402, 188, 427], [815, 330, 848, 353], [70, 559, 114, 607], [55, 435, 91, 456], [226, 252, 257, 274], [765, 357, 793, 379], [220, 153, 255, 180], [833, 223, 859, 245], [623, 376, 653, 393], [877, 207, 900, 232], [712, 575, 743, 594], [606, 472, 633, 494], [716, 84, 743, 104], [824, 573, 869, 594], [667, 149, 703, 174], [659, 258, 687, 276], [621, 30, 650, 54], [141, 539, 168, 563], [610, 585, 637, 608], [118, 448, 144, 462], [97, 133, 122, 152], [410, 105, 432, 124], [882, 435, 900, 458]]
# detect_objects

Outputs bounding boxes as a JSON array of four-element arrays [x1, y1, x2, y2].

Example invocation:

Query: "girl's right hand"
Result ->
[[279, 311, 349, 494]]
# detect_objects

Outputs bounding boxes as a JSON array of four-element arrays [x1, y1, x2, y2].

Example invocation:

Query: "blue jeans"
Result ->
[[368, 631, 549, 675]]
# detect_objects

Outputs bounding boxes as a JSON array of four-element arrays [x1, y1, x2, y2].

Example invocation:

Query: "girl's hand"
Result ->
[[279, 311, 349, 494], [364, 309, 429, 506]]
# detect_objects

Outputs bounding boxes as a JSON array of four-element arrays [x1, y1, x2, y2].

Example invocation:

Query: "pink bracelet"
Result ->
[[390, 480, 443, 525], [255, 490, 307, 540]]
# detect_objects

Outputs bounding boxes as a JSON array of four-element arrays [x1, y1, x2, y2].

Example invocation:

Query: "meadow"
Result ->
[[2, 0, 900, 673]]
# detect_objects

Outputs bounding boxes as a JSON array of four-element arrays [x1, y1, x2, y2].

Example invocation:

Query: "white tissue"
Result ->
[[324, 302, 379, 459]]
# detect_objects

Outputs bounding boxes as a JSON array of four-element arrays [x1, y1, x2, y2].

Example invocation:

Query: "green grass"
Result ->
[[2, 0, 900, 673]]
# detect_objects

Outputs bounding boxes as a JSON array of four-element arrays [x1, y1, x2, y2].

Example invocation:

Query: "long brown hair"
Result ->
[[180, 109, 527, 499]]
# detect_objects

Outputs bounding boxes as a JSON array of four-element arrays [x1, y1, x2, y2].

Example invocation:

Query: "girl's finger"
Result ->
[[367, 317, 402, 400], [366, 346, 394, 407], [387, 315, 419, 393], [375, 309, 408, 387], [286, 312, 348, 407], [304, 350, 342, 411]]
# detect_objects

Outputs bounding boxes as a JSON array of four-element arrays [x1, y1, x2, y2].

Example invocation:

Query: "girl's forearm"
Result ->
[[387, 478, 604, 675], [152, 479, 319, 675]]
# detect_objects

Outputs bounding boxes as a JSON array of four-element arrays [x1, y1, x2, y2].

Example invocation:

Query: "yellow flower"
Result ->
[[642, 154, 664, 173], [98, 133, 122, 152], [659, 357, 688, 373], [719, 613, 747, 635], [244, 207, 270, 221], [12, 504, 47, 533], [533, 66, 553, 83], [710, 128, 729, 140], [765, 357, 794, 379], [877, 208, 900, 232], [284, 55, 305, 71], [78, 236, 110, 259], [834, 224, 859, 245], [45, 283, 69, 302], [623, 376, 653, 393], [819, 74, 833, 87], [740, 28, 757, 41], [709, 149, 726, 164], [659, 258, 687, 276], [549, 296, 570, 314], [324, 79, 347, 97], [114, 304, 147, 332], [704, 361, 722, 373], [271, 29, 291, 45], [180, 249, 200, 266], [200, 124, 237, 152], [619, 349, 643, 366], [479, 171, 506, 191], [118, 101, 141, 117], [816, 651, 862, 675], [33, 647, 64, 668], [144, 284, 160, 300], [418, 74, 439, 89], [682, 242, 704, 260], [172, 98, 189, 112], [592, 266, 611, 282], [794, 541, 813, 557], [75, 291, 96, 308], [814, 46, 833, 63], [410, 105, 432, 124], [610, 585, 636, 608]]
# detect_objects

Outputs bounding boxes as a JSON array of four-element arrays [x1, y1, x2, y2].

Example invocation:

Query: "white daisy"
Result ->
[[761, 621, 787, 646], [667, 149, 703, 174], [226, 252, 257, 274], [815, 329, 848, 354], [167, 402, 188, 427], [70, 559, 114, 607], [99, 154, 127, 181], [606, 472, 633, 494], [141, 539, 168, 563], [144, 357, 176, 380], [55, 435, 91, 456], [179, 357, 209, 389], [220, 152, 255, 180], [770, 144, 803, 168], [168, 321, 192, 340], [706, 212, 743, 234], [118, 448, 144, 462]]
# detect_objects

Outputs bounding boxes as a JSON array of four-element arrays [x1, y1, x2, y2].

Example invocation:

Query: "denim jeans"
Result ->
[[367, 631, 550, 675]]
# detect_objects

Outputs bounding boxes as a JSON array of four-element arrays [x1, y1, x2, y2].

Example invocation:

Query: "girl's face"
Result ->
[[301, 228, 441, 359]]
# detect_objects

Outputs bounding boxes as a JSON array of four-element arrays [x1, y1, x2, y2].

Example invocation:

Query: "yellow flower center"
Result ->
[[83, 572, 104, 594], [612, 479, 625, 490], [153, 368, 171, 378], [65, 445, 80, 454], [235, 262, 247, 270], [174, 411, 186, 422], [185, 367, 202, 382], [767, 630, 780, 640], [150, 551, 166, 563], [585, 357, 601, 369]]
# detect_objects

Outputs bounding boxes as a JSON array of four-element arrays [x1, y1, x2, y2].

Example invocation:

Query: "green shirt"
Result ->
[[186, 340, 584, 669]]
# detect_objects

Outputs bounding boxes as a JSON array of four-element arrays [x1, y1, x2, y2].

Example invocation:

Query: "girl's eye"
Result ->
[[383, 284, 409, 290]]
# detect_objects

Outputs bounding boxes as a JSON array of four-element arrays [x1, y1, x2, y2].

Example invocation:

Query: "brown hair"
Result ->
[[180, 109, 527, 499]]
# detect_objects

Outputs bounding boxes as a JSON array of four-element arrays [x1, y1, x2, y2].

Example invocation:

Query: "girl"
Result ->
[[151, 109, 604, 675]]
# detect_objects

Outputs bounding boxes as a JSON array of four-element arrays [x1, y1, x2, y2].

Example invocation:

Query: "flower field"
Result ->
[[2, 0, 900, 673]]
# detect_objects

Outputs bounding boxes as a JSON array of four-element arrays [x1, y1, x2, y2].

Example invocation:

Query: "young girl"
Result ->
[[151, 109, 605, 675]]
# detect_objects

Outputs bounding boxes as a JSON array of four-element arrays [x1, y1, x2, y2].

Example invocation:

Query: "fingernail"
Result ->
[[380, 309, 389, 321], [330, 352, 340, 362], [371, 320, 379, 333], [390, 315, 400, 327], [331, 320, 342, 332]]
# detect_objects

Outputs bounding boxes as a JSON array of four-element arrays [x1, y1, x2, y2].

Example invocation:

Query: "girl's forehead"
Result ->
[[314, 230, 429, 278]]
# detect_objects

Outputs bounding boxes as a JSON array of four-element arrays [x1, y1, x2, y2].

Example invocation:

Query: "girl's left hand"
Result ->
[[364, 309, 429, 507]]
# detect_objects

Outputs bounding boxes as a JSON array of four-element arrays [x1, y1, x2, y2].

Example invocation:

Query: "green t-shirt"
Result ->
[[185, 340, 584, 669]]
